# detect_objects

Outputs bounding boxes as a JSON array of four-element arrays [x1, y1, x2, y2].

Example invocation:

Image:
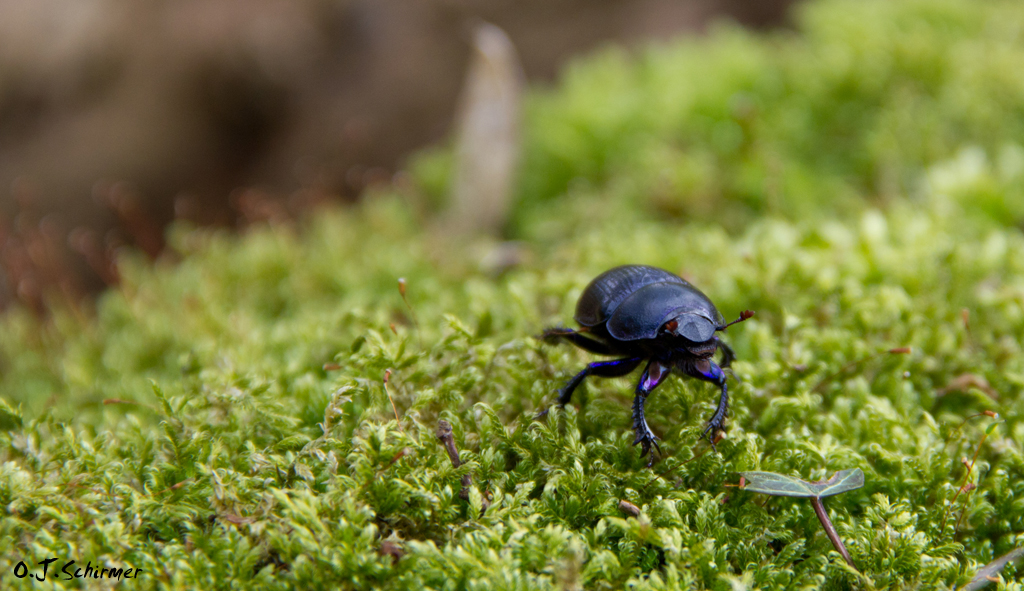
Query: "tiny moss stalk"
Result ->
[[436, 419, 473, 499]]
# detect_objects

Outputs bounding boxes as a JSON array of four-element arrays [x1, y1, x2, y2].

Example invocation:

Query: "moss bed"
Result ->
[[4, 0, 1024, 588]]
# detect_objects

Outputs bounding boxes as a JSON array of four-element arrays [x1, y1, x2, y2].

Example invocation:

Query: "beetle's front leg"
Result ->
[[717, 338, 736, 369], [681, 358, 728, 450], [632, 360, 671, 464]]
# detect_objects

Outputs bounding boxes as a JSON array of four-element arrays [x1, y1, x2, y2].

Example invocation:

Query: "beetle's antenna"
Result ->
[[720, 310, 754, 330]]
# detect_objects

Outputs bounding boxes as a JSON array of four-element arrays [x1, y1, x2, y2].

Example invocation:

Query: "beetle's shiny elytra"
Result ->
[[543, 264, 752, 463]]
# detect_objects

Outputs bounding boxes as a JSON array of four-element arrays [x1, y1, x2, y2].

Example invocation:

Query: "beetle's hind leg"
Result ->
[[632, 360, 671, 465], [542, 327, 614, 355], [537, 357, 643, 419], [557, 357, 643, 405]]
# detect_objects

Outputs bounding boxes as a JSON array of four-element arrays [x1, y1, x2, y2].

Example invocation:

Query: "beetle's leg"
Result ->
[[717, 338, 736, 369], [680, 358, 729, 451], [536, 357, 644, 419], [542, 327, 614, 355], [555, 357, 643, 405], [631, 360, 671, 464]]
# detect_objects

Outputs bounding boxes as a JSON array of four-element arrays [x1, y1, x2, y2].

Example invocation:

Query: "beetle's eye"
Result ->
[[662, 320, 678, 333]]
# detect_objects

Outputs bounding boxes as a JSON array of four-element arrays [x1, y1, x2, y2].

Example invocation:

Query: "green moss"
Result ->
[[507, 0, 1024, 235], [3, 0, 1024, 588]]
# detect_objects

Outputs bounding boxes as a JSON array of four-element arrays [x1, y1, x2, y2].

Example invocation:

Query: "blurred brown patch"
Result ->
[[0, 0, 797, 310]]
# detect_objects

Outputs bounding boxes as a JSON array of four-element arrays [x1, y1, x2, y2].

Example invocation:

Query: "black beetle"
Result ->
[[543, 264, 752, 459]]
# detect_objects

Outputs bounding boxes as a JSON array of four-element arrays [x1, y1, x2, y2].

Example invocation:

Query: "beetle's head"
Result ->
[[662, 313, 717, 343], [663, 309, 754, 349]]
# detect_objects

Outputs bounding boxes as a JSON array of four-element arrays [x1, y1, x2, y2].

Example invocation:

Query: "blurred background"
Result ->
[[0, 0, 795, 311]]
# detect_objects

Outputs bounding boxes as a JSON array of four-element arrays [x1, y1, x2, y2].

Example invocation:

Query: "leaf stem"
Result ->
[[811, 496, 857, 571]]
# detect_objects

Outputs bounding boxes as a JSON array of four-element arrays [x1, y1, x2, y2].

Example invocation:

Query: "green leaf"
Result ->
[[739, 469, 865, 498], [815, 469, 866, 497]]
